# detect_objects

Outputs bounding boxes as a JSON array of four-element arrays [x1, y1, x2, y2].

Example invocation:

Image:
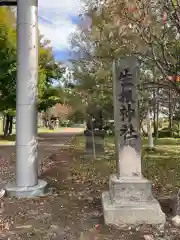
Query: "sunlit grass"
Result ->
[[0, 128, 72, 144], [71, 135, 180, 195]]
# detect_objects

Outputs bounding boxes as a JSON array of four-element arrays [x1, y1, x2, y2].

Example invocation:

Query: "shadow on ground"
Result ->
[[0, 148, 152, 240], [1, 136, 180, 239]]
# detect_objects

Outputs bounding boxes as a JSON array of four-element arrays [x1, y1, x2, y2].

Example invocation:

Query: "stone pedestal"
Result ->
[[5, 179, 47, 198], [103, 57, 166, 227], [102, 174, 166, 226], [84, 129, 104, 155]]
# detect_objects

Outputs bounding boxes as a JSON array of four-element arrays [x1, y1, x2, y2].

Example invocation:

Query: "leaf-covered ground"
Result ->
[[0, 136, 180, 239]]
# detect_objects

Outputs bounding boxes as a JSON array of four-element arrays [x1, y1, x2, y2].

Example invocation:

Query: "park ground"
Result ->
[[0, 132, 180, 239]]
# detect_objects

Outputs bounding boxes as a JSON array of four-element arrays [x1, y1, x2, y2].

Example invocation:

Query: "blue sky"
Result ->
[[38, 0, 84, 63]]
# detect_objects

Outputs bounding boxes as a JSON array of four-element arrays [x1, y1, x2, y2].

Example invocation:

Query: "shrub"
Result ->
[[158, 128, 171, 138], [158, 127, 180, 138], [103, 122, 114, 136]]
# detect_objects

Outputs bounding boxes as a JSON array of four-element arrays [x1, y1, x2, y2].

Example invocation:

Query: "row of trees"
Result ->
[[0, 7, 65, 136], [67, 0, 180, 137]]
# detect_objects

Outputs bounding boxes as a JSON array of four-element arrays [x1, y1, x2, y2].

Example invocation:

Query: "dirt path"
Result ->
[[0, 135, 180, 239], [0, 131, 80, 187]]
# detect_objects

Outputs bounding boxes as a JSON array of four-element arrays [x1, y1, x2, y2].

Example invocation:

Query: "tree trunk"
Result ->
[[139, 118, 146, 136], [155, 90, 159, 140], [3, 114, 6, 132], [44, 119, 48, 128], [138, 99, 142, 133], [48, 120, 54, 130], [147, 108, 154, 148], [141, 125, 146, 135], [153, 88, 157, 138], [3, 114, 10, 137], [8, 116, 13, 135], [168, 87, 173, 137]]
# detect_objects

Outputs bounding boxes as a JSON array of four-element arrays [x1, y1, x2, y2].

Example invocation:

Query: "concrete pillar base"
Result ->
[[5, 179, 47, 198], [102, 174, 166, 226]]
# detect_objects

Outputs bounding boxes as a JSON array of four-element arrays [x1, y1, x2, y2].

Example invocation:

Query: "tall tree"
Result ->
[[0, 7, 65, 135], [68, 0, 180, 137]]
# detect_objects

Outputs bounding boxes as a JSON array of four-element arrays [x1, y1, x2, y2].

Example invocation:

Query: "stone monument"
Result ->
[[102, 57, 165, 226]]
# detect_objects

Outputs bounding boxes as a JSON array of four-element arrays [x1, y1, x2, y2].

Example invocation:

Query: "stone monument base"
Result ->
[[102, 174, 166, 226], [5, 179, 47, 198]]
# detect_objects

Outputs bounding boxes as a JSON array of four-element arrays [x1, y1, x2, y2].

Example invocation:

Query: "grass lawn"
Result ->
[[0, 127, 71, 144], [70, 136, 180, 196], [0, 134, 16, 144]]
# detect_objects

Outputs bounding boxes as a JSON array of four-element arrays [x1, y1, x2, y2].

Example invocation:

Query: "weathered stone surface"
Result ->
[[113, 57, 141, 178], [102, 175, 166, 226], [109, 174, 152, 204], [5, 179, 47, 198], [118, 145, 141, 177], [102, 57, 165, 227]]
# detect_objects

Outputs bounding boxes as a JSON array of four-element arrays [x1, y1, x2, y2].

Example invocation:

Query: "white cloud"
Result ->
[[39, 0, 82, 14], [38, 0, 83, 50]]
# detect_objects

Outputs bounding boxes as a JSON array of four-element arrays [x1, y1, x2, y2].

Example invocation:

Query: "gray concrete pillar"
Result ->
[[16, 0, 38, 186], [5, 0, 47, 198]]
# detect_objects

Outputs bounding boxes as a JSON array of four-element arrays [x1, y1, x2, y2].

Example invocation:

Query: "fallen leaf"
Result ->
[[172, 215, 180, 227], [16, 225, 32, 229], [144, 235, 154, 240], [0, 189, 5, 199]]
